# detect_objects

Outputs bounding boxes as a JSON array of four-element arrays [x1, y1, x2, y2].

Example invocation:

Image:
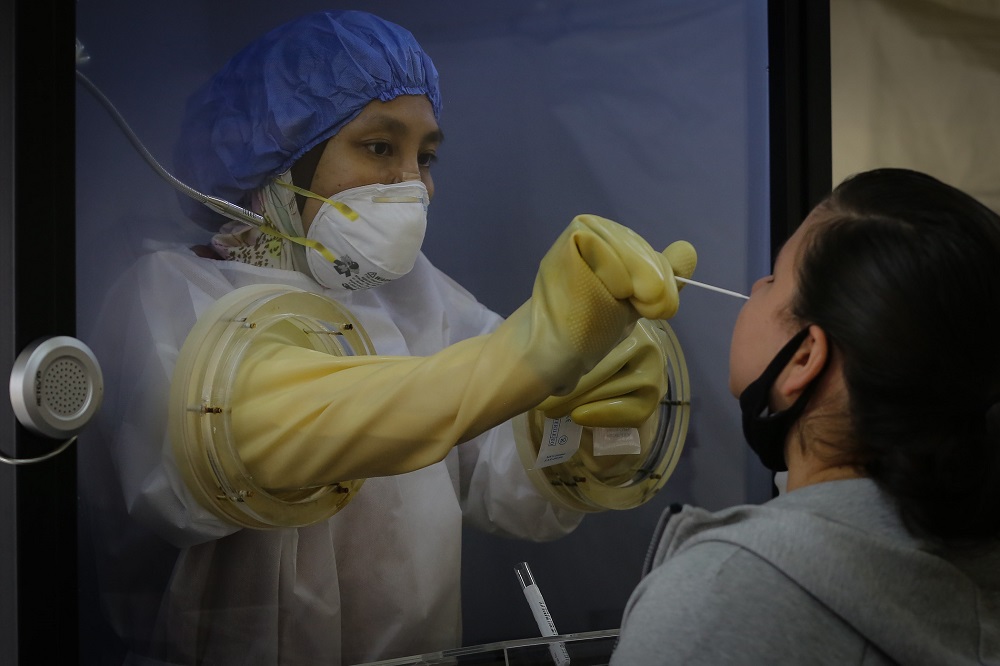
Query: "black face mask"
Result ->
[[739, 328, 825, 472]]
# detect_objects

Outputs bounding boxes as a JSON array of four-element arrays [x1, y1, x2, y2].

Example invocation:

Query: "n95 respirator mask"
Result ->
[[302, 180, 429, 292]]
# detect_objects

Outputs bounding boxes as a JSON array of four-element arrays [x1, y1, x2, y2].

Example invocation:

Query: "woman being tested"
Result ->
[[82, 9, 697, 666], [610, 168, 1000, 665]]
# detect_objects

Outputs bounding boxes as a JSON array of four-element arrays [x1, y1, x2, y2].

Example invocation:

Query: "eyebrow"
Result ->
[[360, 114, 444, 145]]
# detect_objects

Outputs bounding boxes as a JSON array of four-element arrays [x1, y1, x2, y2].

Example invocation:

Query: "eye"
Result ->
[[367, 142, 391, 156], [418, 152, 438, 168]]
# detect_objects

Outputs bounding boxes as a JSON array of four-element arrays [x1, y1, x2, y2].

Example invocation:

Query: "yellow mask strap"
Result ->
[[252, 180, 362, 264], [276, 181, 360, 221], [255, 218, 339, 265]]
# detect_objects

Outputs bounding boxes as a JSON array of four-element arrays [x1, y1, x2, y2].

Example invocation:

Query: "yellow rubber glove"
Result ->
[[535, 319, 670, 428], [514, 319, 678, 489], [221, 215, 696, 495], [513, 215, 696, 395]]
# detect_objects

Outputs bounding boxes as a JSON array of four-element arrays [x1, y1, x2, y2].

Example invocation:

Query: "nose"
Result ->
[[387, 150, 423, 183], [398, 171, 421, 183], [750, 275, 771, 293]]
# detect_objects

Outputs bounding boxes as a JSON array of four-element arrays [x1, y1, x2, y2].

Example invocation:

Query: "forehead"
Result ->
[[343, 95, 440, 136], [775, 206, 829, 272]]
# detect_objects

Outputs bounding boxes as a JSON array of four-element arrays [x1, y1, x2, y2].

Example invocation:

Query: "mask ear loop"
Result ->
[[250, 181, 363, 264], [276, 181, 360, 220], [255, 216, 341, 265]]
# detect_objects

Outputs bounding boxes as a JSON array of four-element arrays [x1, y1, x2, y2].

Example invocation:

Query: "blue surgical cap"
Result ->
[[173, 10, 442, 228]]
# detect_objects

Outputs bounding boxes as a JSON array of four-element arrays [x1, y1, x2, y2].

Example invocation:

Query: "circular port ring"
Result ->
[[513, 319, 690, 512], [169, 284, 376, 528]]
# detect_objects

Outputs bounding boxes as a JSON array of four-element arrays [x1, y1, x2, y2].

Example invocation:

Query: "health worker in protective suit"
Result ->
[[80, 10, 697, 666]]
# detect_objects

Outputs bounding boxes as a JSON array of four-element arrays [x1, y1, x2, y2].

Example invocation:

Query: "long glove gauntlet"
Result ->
[[229, 215, 696, 491]]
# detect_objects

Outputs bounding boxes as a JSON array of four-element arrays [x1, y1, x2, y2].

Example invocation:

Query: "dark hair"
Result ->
[[792, 168, 1000, 544]]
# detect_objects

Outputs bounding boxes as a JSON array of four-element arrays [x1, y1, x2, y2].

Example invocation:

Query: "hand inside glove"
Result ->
[[509, 214, 697, 395], [536, 318, 670, 428]]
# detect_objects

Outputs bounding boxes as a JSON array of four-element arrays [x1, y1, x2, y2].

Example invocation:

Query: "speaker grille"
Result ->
[[41, 356, 91, 417]]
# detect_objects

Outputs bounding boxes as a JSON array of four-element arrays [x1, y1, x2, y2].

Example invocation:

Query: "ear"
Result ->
[[774, 324, 829, 402]]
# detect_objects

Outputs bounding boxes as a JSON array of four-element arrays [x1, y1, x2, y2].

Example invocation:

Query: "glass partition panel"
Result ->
[[75, 1, 770, 663]]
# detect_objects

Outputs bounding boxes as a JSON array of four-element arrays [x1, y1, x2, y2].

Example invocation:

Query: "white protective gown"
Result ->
[[79, 245, 583, 666]]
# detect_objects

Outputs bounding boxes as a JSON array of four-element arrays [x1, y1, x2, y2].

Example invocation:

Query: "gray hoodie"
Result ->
[[611, 478, 1000, 665]]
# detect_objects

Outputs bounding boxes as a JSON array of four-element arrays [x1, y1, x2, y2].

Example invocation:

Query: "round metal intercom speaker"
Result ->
[[9, 336, 104, 439]]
